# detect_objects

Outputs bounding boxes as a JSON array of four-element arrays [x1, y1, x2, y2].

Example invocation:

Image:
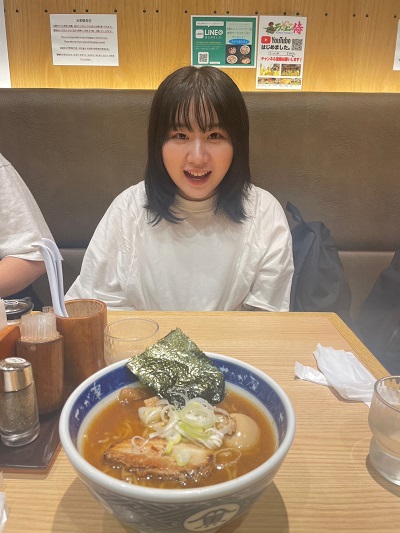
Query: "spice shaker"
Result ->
[[0, 357, 40, 446]]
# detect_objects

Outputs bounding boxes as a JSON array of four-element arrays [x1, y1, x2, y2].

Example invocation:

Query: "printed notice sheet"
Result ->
[[394, 20, 400, 70], [0, 0, 11, 87], [256, 16, 307, 90], [191, 16, 257, 68], [50, 14, 118, 66]]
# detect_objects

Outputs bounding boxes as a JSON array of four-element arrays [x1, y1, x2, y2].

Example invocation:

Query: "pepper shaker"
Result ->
[[0, 357, 40, 446]]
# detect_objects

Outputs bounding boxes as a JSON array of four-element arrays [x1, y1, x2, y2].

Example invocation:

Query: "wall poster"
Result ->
[[256, 16, 307, 90], [50, 14, 119, 66], [394, 20, 400, 71], [191, 16, 257, 68], [0, 0, 11, 87]]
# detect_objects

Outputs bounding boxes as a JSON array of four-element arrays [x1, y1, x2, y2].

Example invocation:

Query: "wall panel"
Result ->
[[3, 0, 400, 91]]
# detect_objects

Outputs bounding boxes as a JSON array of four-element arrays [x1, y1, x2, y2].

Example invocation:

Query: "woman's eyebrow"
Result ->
[[170, 122, 222, 131], [198, 122, 223, 130]]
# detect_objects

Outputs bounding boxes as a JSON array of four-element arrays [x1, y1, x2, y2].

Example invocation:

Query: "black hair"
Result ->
[[144, 66, 251, 224]]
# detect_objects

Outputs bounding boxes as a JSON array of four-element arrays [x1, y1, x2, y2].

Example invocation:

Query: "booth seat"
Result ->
[[0, 89, 398, 319]]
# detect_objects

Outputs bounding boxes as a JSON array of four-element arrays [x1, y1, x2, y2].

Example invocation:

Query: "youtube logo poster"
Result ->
[[256, 16, 307, 90]]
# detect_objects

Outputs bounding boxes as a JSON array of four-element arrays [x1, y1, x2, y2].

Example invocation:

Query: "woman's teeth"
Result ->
[[184, 170, 211, 180]]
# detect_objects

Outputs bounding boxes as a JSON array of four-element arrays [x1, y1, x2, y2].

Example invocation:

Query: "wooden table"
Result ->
[[3, 311, 398, 532]]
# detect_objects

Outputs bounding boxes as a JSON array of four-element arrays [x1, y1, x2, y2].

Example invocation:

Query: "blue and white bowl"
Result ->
[[59, 353, 296, 533]]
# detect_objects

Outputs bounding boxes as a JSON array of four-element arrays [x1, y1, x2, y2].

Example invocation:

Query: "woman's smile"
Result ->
[[183, 170, 212, 182]]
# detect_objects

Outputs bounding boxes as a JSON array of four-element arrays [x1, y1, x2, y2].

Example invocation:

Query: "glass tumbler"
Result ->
[[368, 376, 400, 485], [104, 318, 160, 365]]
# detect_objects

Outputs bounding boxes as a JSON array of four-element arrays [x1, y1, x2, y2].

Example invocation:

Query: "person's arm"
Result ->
[[0, 153, 55, 298], [0, 256, 46, 298]]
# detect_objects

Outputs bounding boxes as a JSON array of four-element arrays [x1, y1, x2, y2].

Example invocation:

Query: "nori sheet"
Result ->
[[125, 328, 225, 407]]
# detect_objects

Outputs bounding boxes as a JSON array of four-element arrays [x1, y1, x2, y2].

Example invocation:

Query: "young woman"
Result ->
[[66, 66, 294, 311]]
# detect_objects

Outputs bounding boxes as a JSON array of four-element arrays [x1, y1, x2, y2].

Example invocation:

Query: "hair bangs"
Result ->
[[169, 93, 222, 134]]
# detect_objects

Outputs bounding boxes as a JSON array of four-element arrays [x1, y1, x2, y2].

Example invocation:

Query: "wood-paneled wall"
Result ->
[[4, 0, 400, 91]]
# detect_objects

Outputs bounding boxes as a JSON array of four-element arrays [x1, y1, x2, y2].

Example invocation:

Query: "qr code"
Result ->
[[198, 52, 209, 64], [291, 39, 303, 51]]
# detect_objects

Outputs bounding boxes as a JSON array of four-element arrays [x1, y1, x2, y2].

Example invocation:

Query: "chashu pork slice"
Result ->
[[104, 437, 213, 483]]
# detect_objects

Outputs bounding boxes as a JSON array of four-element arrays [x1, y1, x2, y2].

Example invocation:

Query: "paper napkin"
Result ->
[[295, 343, 376, 405], [0, 474, 7, 532]]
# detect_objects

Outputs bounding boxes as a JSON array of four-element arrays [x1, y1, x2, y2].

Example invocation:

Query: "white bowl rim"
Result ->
[[59, 352, 296, 503]]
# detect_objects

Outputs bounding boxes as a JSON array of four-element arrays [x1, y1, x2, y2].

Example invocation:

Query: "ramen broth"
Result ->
[[81, 387, 276, 489]]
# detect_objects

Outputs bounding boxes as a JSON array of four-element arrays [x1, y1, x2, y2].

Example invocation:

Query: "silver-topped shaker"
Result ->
[[0, 357, 40, 446]]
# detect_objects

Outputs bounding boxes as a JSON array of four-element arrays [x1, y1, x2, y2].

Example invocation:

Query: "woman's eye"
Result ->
[[208, 132, 226, 140], [171, 132, 188, 140]]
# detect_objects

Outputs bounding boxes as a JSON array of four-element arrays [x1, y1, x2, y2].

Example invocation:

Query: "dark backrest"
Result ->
[[0, 89, 398, 315]]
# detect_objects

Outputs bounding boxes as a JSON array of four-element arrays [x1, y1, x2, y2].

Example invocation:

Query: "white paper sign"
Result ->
[[50, 14, 119, 66], [256, 16, 307, 90], [0, 0, 11, 87], [394, 20, 400, 70]]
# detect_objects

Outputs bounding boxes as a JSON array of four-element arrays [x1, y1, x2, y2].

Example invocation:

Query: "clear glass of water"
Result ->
[[104, 318, 160, 365], [368, 376, 400, 485]]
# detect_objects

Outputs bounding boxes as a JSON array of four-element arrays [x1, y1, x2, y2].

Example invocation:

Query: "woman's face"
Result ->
[[162, 116, 233, 202]]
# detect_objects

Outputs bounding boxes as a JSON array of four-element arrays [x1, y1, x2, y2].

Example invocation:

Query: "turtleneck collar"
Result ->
[[173, 194, 215, 214]]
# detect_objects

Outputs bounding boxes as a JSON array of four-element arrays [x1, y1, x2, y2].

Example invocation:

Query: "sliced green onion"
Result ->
[[133, 396, 233, 462]]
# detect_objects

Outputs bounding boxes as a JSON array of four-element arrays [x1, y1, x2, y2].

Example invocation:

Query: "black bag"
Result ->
[[286, 202, 353, 326], [356, 250, 400, 374]]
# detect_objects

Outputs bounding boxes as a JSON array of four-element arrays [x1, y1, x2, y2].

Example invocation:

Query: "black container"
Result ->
[[5, 297, 34, 325]]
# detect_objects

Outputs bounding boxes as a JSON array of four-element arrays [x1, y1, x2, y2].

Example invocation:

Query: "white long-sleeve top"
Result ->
[[0, 153, 54, 261], [66, 182, 293, 311]]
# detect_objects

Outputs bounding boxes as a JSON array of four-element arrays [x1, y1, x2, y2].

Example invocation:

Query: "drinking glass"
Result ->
[[104, 318, 159, 365], [368, 376, 400, 485]]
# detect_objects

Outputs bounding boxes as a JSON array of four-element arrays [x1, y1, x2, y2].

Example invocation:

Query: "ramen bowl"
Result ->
[[59, 353, 295, 533]]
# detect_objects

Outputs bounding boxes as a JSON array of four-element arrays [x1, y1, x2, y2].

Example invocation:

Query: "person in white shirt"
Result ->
[[0, 153, 54, 301], [66, 66, 293, 311]]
